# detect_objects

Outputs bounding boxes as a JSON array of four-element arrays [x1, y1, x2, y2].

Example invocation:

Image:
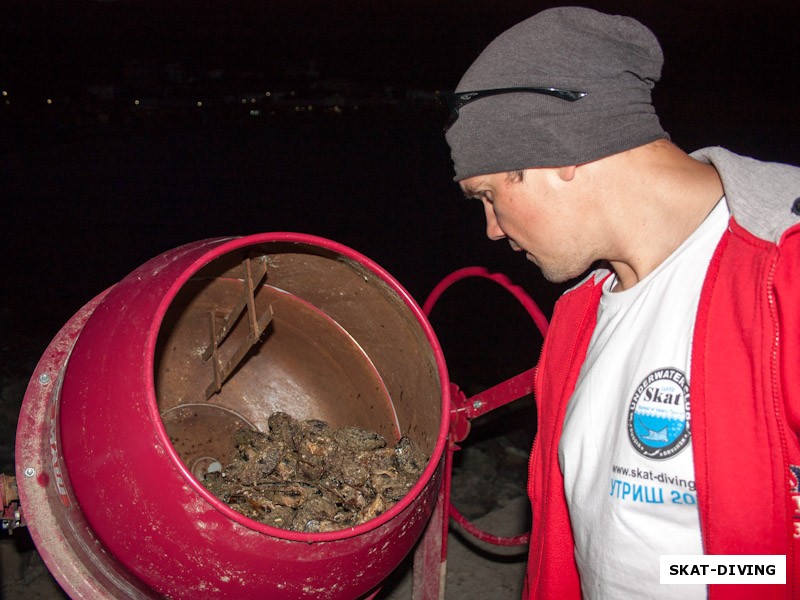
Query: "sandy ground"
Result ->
[[0, 499, 528, 600], [0, 488, 529, 600], [379, 497, 529, 599]]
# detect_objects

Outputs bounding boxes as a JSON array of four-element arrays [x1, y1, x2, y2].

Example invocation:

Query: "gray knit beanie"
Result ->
[[445, 6, 669, 181]]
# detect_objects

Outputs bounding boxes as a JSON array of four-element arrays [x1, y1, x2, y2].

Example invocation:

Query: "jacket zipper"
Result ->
[[765, 252, 793, 597]]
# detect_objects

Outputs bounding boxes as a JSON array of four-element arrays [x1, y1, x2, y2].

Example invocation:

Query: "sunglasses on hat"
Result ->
[[436, 86, 588, 132]]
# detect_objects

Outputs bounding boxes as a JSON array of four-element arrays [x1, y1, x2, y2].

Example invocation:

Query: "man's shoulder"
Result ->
[[691, 146, 800, 243]]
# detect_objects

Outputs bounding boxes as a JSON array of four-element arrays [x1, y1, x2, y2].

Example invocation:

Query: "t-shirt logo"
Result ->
[[627, 368, 691, 460]]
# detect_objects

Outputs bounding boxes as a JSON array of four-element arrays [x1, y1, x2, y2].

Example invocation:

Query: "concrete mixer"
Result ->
[[3, 232, 548, 599]]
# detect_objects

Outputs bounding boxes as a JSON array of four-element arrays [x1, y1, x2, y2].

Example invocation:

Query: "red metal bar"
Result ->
[[422, 266, 548, 338], [412, 459, 447, 600], [449, 503, 529, 547], [461, 366, 536, 421], [423, 266, 548, 558]]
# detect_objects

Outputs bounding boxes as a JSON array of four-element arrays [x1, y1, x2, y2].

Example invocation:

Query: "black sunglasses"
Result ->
[[436, 86, 588, 132]]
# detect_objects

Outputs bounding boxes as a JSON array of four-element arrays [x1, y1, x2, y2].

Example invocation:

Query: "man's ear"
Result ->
[[556, 165, 577, 181]]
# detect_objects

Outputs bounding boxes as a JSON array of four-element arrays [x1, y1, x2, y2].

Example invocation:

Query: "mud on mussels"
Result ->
[[202, 412, 427, 533]]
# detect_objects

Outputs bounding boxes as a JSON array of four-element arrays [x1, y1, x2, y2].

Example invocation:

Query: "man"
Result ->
[[442, 6, 800, 599]]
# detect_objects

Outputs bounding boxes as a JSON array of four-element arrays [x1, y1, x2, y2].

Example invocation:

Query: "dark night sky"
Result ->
[[4, 0, 800, 91], [3, 1, 799, 185], [2, 0, 799, 386], [3, 1, 800, 153]]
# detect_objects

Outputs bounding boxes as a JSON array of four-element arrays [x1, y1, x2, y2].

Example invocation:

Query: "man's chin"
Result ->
[[534, 259, 587, 285]]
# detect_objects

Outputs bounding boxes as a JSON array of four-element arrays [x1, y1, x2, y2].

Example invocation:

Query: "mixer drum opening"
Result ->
[[154, 242, 443, 532]]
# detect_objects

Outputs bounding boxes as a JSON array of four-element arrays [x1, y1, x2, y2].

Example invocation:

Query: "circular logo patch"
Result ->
[[627, 368, 691, 460]]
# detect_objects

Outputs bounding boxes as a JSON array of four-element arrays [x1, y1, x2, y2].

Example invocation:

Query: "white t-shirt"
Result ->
[[558, 198, 730, 599]]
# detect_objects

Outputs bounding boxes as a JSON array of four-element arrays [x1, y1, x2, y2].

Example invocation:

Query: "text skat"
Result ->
[[642, 386, 684, 405]]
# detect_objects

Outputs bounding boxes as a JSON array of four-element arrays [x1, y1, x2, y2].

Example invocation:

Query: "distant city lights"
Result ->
[[0, 73, 440, 123]]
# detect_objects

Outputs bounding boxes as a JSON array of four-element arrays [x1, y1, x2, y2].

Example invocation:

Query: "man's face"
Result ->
[[459, 168, 599, 283]]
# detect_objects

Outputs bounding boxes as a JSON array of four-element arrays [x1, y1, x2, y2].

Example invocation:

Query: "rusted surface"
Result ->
[[200, 255, 269, 362], [202, 255, 274, 399], [156, 277, 399, 444], [246, 247, 443, 457]]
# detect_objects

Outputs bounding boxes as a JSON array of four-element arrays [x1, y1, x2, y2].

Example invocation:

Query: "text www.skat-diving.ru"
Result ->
[[611, 464, 696, 492]]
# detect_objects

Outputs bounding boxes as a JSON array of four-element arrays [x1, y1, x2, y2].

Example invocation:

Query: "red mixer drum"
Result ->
[[15, 233, 450, 599]]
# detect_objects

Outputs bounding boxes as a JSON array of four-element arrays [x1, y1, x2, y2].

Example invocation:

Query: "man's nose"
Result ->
[[483, 204, 505, 240]]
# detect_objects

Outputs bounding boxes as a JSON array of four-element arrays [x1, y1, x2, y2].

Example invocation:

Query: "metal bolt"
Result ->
[[24, 467, 36, 477], [472, 400, 484, 411], [38, 373, 51, 385]]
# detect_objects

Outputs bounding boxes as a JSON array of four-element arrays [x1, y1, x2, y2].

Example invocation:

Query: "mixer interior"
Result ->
[[152, 242, 442, 484]]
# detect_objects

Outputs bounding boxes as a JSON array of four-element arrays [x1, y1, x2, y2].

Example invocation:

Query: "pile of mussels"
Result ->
[[203, 412, 426, 532]]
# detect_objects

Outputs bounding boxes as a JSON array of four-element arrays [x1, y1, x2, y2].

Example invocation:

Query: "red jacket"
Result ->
[[524, 148, 800, 599]]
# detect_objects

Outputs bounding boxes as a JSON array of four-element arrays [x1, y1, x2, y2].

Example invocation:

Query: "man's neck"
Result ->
[[604, 142, 724, 290]]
